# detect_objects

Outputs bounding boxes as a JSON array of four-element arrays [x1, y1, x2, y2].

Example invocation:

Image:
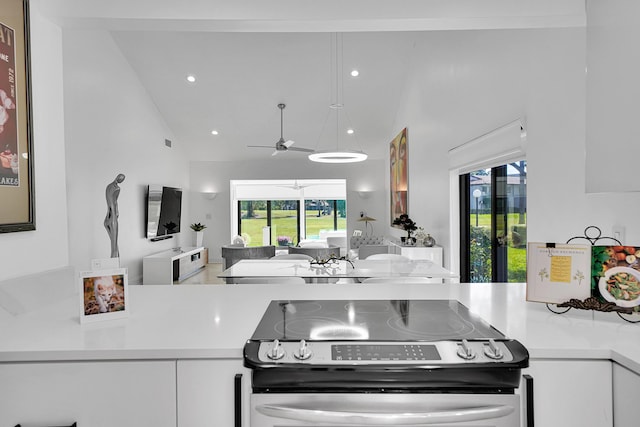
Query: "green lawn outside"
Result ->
[[470, 212, 526, 227], [508, 246, 527, 282], [471, 213, 527, 283], [240, 209, 345, 246]]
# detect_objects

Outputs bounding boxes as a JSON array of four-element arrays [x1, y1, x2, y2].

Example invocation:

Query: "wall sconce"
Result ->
[[202, 191, 217, 200], [357, 190, 372, 199]]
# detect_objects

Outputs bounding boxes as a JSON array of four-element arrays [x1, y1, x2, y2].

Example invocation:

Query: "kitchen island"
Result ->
[[0, 266, 637, 426]]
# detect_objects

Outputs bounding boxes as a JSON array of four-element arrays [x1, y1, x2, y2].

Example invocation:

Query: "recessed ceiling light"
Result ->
[[350, 70, 359, 77], [347, 129, 354, 135], [186, 75, 196, 83], [211, 130, 219, 135]]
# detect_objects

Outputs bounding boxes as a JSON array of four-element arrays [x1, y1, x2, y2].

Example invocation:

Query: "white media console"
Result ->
[[143, 246, 208, 285]]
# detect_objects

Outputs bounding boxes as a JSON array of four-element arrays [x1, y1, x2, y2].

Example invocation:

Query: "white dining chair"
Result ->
[[298, 240, 329, 248], [365, 253, 410, 261], [270, 254, 314, 261], [235, 277, 306, 284], [361, 277, 441, 284], [357, 244, 390, 260], [326, 236, 348, 257]]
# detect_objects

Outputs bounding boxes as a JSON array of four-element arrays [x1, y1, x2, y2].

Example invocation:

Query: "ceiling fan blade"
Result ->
[[283, 140, 295, 148], [271, 150, 279, 156], [247, 145, 275, 149], [287, 146, 315, 153]]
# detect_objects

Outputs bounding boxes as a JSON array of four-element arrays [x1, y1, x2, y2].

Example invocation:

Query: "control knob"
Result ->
[[293, 339, 312, 360], [483, 339, 504, 360], [456, 339, 476, 360], [267, 339, 285, 360]]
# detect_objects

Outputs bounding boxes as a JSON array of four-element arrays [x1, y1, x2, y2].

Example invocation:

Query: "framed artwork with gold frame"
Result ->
[[390, 128, 407, 224], [0, 0, 34, 233]]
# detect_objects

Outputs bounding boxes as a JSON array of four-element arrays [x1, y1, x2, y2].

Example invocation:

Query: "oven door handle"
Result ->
[[256, 403, 515, 425]]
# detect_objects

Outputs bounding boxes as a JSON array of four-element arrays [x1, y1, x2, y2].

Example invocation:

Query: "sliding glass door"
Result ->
[[238, 200, 268, 246], [460, 161, 527, 283], [304, 199, 346, 239], [270, 200, 300, 247]]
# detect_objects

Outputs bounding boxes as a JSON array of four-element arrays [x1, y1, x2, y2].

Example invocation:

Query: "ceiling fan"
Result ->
[[277, 179, 315, 190], [248, 103, 315, 156]]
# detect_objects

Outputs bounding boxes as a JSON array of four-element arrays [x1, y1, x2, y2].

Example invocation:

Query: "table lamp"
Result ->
[[358, 215, 376, 236]]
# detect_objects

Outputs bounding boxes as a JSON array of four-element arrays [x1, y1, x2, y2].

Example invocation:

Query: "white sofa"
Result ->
[[349, 235, 387, 259]]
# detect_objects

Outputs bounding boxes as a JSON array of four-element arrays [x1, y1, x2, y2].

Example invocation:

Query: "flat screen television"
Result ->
[[146, 185, 182, 241]]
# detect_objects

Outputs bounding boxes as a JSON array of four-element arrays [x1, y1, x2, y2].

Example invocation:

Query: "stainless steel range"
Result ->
[[244, 300, 531, 426]]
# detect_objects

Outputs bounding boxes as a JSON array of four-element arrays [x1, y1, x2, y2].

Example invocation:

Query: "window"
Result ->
[[231, 179, 347, 246], [460, 161, 527, 282]]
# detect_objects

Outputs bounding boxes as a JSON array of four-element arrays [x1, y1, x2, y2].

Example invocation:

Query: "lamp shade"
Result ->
[[358, 215, 376, 236]]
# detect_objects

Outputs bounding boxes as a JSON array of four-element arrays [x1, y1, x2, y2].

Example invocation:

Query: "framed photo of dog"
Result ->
[[79, 268, 129, 324], [0, 0, 35, 233]]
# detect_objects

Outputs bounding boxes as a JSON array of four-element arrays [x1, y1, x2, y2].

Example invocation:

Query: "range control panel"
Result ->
[[257, 339, 514, 365]]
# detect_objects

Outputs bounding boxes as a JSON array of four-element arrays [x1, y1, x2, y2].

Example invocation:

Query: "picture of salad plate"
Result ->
[[599, 266, 640, 308]]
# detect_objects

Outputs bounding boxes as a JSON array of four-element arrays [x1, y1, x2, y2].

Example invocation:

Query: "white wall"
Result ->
[[389, 28, 588, 268], [189, 159, 385, 262], [0, 6, 70, 282], [388, 25, 640, 268], [62, 29, 191, 284]]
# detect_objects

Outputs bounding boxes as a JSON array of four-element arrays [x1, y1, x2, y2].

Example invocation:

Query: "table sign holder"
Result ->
[[545, 225, 640, 323]]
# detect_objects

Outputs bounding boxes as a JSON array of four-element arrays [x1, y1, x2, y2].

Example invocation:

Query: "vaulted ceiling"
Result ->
[[40, 0, 586, 162]]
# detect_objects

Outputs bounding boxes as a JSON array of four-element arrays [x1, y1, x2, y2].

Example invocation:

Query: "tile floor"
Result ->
[[177, 263, 226, 285]]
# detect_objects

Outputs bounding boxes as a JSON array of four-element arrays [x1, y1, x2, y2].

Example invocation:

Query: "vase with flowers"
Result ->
[[414, 227, 427, 246], [414, 227, 436, 247], [392, 214, 418, 245]]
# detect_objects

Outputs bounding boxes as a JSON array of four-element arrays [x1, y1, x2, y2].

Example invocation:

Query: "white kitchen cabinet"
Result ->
[[521, 360, 612, 427], [613, 362, 640, 427], [586, 0, 640, 193], [0, 360, 176, 427], [177, 359, 251, 427]]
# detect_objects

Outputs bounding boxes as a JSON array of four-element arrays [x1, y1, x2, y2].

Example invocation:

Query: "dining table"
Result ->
[[217, 258, 458, 283]]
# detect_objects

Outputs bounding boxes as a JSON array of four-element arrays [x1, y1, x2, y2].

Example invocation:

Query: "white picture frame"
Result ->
[[79, 268, 128, 324]]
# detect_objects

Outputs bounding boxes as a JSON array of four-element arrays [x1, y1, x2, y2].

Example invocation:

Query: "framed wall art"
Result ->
[[0, 0, 34, 233], [79, 268, 129, 324], [390, 127, 407, 223]]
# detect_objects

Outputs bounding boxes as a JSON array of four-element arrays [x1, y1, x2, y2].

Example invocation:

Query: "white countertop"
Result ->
[[1, 267, 639, 373]]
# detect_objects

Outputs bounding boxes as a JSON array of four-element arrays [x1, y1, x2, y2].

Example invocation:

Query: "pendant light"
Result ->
[[309, 33, 367, 164]]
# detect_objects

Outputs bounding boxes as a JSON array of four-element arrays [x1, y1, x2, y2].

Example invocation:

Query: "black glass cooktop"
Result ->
[[250, 300, 505, 341]]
